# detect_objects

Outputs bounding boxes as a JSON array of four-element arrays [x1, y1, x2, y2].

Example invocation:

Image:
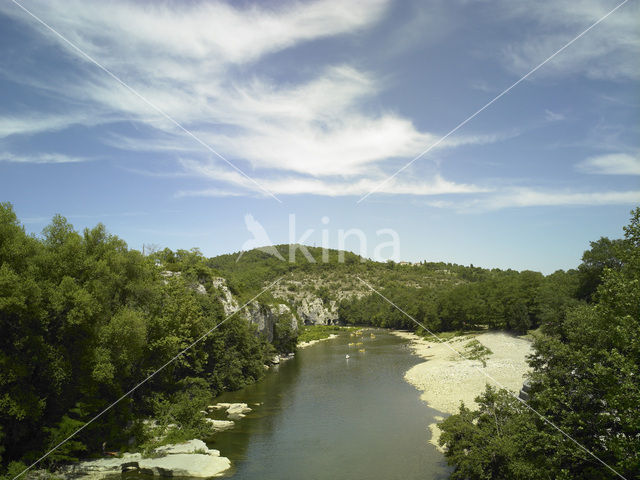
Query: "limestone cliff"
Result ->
[[211, 277, 239, 315], [211, 277, 298, 341], [242, 301, 297, 342], [295, 297, 338, 325]]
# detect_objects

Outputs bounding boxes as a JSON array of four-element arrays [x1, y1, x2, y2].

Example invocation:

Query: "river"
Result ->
[[209, 329, 451, 479]]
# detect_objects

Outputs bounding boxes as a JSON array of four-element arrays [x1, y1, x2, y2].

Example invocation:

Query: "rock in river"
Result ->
[[208, 402, 252, 420], [138, 453, 230, 477], [58, 439, 231, 479], [205, 417, 235, 432]]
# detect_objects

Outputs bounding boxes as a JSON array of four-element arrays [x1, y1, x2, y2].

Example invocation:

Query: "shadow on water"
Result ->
[[209, 329, 451, 480]]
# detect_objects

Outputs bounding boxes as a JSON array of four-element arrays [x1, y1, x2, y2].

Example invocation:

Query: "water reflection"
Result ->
[[209, 330, 451, 480]]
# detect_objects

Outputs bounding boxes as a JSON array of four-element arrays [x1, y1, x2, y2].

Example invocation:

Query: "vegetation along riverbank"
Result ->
[[0, 203, 638, 479]]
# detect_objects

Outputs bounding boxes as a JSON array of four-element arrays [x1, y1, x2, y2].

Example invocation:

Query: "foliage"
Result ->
[[43, 407, 87, 465], [0, 203, 271, 475], [438, 208, 640, 479], [462, 339, 492, 367], [2, 201, 637, 479], [575, 237, 625, 301], [335, 267, 573, 335], [272, 313, 298, 353], [297, 325, 351, 343]]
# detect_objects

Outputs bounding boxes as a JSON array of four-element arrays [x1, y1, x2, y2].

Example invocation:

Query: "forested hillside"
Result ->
[[1, 202, 637, 479], [211, 242, 584, 335]]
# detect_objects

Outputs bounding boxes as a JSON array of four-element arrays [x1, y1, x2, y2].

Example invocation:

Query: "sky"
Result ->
[[0, 0, 638, 273]]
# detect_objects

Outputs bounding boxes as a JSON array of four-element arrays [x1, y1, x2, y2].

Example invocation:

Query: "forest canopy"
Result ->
[[0, 202, 637, 480], [438, 208, 640, 479], [0, 203, 273, 476]]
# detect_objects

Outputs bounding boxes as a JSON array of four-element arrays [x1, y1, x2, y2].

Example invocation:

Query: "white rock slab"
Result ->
[[139, 453, 231, 478], [204, 418, 235, 432]]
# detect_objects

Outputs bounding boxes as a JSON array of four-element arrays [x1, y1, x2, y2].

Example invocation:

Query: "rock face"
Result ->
[[59, 440, 231, 479], [243, 302, 277, 342], [194, 283, 207, 295], [296, 297, 338, 325], [212, 277, 239, 315], [160, 270, 182, 279], [211, 277, 297, 340], [243, 301, 297, 342]]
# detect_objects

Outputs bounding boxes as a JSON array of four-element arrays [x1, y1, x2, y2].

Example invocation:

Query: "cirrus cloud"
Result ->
[[577, 153, 640, 175]]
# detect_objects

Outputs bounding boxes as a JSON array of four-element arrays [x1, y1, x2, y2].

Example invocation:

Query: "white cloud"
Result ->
[[0, 112, 99, 139], [485, 188, 640, 209], [0, 152, 90, 163], [1, 0, 507, 197], [102, 64, 505, 182], [177, 156, 488, 197], [8, 0, 622, 203], [0, 0, 390, 85], [577, 153, 640, 175], [498, 0, 640, 80], [544, 109, 565, 122], [174, 188, 246, 199], [2, 0, 491, 195], [426, 187, 640, 212]]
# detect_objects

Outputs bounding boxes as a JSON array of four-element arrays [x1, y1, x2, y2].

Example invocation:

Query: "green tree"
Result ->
[[439, 208, 640, 479], [576, 237, 625, 301]]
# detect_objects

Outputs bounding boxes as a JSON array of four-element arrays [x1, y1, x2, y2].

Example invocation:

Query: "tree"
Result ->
[[439, 208, 640, 479], [0, 205, 274, 474], [576, 237, 625, 301]]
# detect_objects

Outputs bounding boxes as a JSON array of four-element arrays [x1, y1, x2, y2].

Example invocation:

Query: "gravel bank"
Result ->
[[297, 333, 338, 349], [392, 330, 532, 449]]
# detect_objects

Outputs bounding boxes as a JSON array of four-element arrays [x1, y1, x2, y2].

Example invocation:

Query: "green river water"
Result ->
[[209, 329, 451, 479]]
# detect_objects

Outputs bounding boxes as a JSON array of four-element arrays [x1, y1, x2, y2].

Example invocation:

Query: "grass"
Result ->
[[297, 325, 355, 343], [521, 325, 544, 341], [416, 329, 484, 343], [462, 339, 493, 367]]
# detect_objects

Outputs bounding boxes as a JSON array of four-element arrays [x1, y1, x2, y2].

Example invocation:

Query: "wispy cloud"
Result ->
[[1, 0, 503, 198], [427, 187, 640, 212], [577, 153, 640, 175], [174, 187, 247, 199], [498, 0, 639, 80], [482, 188, 640, 209], [544, 109, 565, 122], [176, 158, 489, 197], [21, 210, 149, 225], [261, 174, 489, 197], [0, 112, 97, 139], [0, 152, 91, 163], [1, 0, 391, 68], [2, 0, 636, 204]]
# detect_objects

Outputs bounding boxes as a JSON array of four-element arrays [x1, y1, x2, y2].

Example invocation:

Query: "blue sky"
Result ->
[[0, 0, 638, 273]]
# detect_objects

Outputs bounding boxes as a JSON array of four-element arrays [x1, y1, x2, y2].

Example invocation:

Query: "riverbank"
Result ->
[[298, 333, 338, 348], [296, 324, 355, 348], [393, 330, 532, 449], [55, 439, 230, 479]]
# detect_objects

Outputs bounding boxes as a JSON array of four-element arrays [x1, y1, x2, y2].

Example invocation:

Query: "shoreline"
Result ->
[[297, 333, 338, 349], [392, 330, 532, 450]]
